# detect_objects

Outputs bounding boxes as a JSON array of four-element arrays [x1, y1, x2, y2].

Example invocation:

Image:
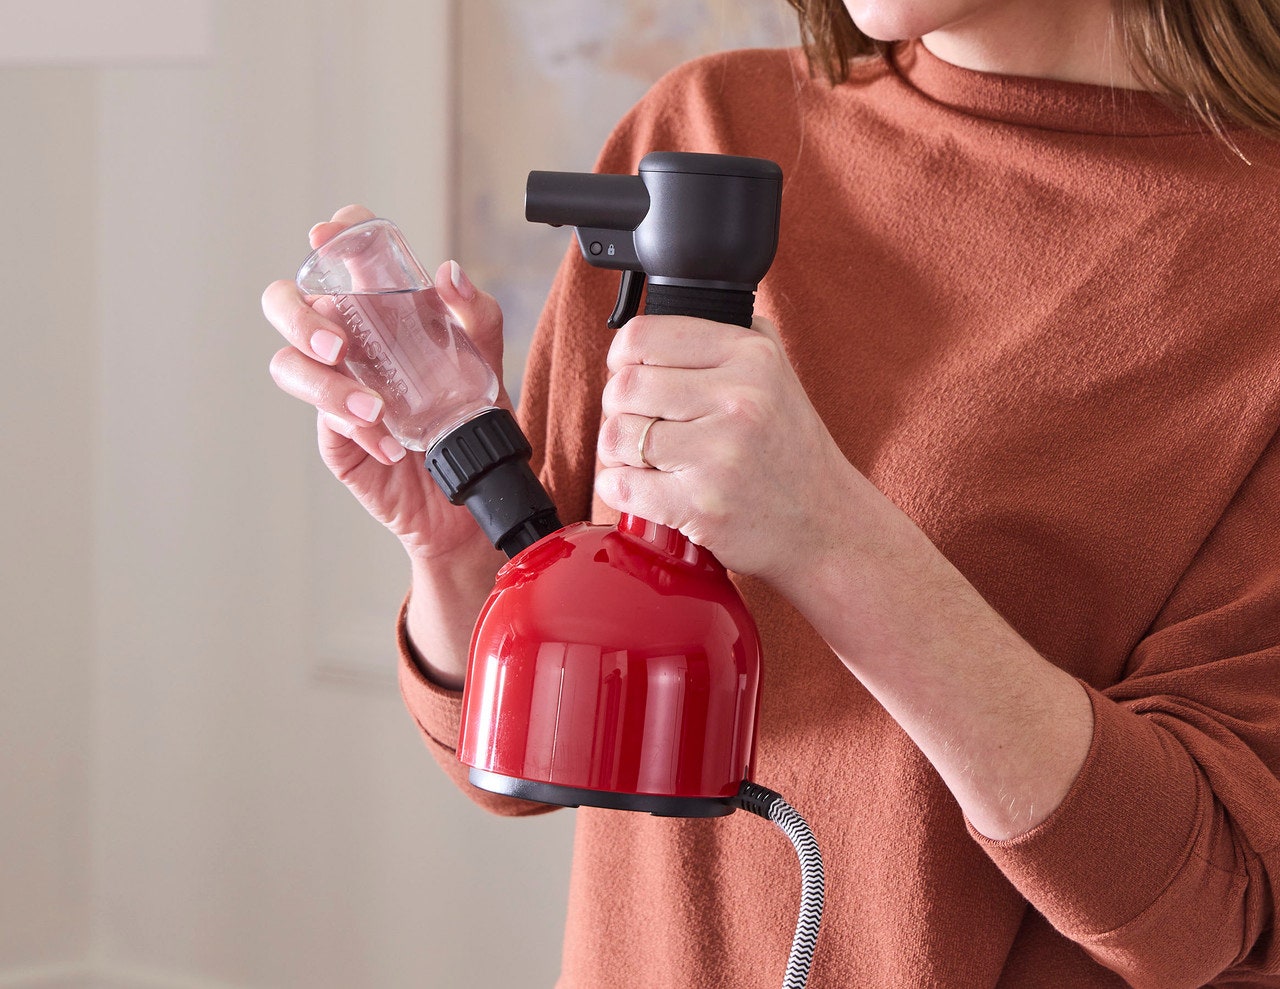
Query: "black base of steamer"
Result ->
[[469, 768, 736, 818]]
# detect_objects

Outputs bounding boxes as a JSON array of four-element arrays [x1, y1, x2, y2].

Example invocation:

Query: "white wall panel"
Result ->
[[85, 1, 575, 985], [0, 1, 211, 64], [2, 2, 576, 988], [0, 66, 96, 977]]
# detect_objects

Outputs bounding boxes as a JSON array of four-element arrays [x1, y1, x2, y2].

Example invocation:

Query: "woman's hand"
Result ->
[[262, 204, 508, 565], [263, 205, 511, 688], [594, 313, 868, 587], [596, 312, 1094, 843]]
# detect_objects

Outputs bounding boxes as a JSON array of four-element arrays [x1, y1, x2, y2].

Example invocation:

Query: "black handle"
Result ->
[[643, 282, 754, 328]]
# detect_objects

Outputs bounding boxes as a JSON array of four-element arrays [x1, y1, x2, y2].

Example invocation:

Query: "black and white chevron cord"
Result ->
[[734, 782, 826, 989]]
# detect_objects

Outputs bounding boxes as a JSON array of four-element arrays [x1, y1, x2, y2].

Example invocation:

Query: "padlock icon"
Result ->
[[607, 243, 615, 256]]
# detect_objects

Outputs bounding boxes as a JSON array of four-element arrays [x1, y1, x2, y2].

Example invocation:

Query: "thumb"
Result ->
[[435, 259, 505, 379]]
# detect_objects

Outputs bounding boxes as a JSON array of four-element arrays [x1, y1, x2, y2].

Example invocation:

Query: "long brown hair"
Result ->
[[783, 0, 1280, 138]]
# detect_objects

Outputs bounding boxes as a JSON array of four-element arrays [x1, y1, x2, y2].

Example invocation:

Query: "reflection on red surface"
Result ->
[[458, 514, 761, 799]]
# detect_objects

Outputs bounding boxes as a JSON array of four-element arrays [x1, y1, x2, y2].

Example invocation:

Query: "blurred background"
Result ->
[[1, 1, 794, 986]]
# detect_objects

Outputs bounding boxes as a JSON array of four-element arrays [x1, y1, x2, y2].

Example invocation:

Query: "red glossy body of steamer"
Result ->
[[457, 514, 762, 801]]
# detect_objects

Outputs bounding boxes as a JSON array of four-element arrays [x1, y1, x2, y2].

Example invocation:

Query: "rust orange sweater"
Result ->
[[399, 42, 1280, 988]]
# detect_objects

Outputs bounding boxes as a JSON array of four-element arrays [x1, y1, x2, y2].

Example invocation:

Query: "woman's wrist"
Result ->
[[769, 458, 913, 653], [404, 527, 506, 691]]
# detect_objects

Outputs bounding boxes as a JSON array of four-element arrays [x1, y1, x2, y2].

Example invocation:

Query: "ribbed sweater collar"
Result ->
[[889, 38, 1206, 137]]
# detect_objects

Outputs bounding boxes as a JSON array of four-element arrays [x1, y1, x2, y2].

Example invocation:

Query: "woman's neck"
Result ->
[[920, 1, 1146, 89]]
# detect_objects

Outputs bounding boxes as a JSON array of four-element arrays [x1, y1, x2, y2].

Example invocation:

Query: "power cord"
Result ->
[[734, 782, 825, 988]]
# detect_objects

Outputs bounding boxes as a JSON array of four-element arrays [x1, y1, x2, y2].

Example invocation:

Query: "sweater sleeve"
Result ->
[[395, 594, 554, 817], [969, 432, 1280, 988]]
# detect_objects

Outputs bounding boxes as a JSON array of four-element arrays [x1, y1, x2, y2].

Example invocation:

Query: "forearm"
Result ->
[[779, 465, 1094, 841], [404, 531, 506, 691]]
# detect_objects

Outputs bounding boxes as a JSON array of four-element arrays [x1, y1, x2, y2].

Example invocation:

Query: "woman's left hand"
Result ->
[[595, 313, 869, 586]]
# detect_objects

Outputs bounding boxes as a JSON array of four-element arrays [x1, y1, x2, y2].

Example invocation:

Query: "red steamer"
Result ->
[[458, 513, 762, 816]]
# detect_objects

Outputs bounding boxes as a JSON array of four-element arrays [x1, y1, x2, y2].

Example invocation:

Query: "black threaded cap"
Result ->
[[425, 408, 563, 557], [426, 408, 530, 502]]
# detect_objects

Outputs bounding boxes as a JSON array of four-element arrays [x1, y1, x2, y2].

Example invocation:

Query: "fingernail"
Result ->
[[346, 391, 382, 423], [379, 436, 407, 463], [311, 329, 343, 364], [449, 260, 477, 301]]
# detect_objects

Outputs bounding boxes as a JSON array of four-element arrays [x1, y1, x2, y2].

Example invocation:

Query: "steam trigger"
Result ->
[[607, 269, 646, 330]]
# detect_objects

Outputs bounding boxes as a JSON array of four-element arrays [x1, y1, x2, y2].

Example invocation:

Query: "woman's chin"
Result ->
[[842, 0, 980, 43]]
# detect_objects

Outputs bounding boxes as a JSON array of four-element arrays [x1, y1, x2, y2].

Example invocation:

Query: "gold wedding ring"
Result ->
[[638, 415, 662, 469]]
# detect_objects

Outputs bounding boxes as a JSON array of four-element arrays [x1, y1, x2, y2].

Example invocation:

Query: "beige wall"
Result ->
[[2, 2, 794, 987], [1, 64, 97, 980]]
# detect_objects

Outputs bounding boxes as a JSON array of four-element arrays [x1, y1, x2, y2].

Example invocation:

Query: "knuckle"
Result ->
[[719, 444, 753, 486], [622, 313, 654, 341], [601, 370, 630, 416], [268, 347, 295, 384], [611, 469, 635, 507], [284, 296, 316, 342], [750, 315, 781, 342], [594, 468, 618, 507], [741, 332, 780, 370], [321, 412, 356, 438], [611, 364, 643, 405], [262, 280, 302, 327], [690, 486, 730, 534], [597, 415, 624, 460], [607, 317, 648, 371], [268, 348, 340, 412], [597, 465, 635, 509], [722, 388, 767, 425]]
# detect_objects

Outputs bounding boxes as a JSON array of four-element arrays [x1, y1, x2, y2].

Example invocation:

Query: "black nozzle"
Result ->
[[425, 409, 563, 558], [525, 172, 649, 230], [526, 151, 782, 296]]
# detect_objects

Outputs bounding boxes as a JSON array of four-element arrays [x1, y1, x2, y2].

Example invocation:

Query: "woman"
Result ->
[[262, 1, 1280, 985]]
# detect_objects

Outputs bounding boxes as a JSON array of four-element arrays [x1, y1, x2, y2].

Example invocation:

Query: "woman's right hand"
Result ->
[[262, 205, 510, 566]]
